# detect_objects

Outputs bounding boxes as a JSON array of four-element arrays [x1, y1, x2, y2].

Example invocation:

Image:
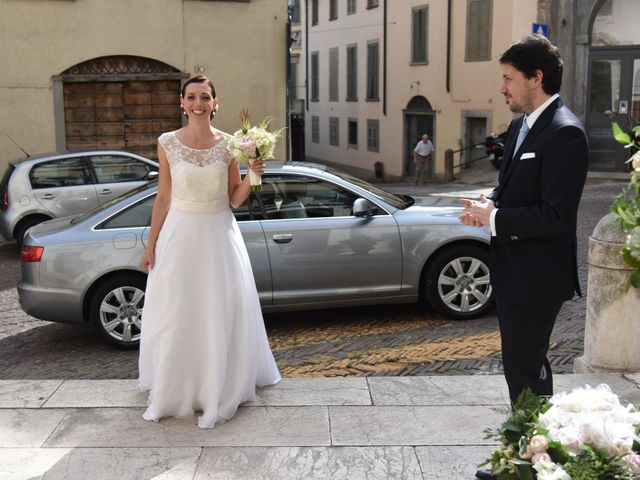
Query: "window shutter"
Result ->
[[467, 0, 491, 61]]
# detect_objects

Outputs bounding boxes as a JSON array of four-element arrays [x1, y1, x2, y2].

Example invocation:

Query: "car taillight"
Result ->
[[21, 246, 44, 262]]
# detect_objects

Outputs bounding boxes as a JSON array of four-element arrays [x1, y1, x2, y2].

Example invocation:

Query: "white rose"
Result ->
[[631, 150, 640, 170], [529, 435, 548, 454], [532, 453, 552, 465]]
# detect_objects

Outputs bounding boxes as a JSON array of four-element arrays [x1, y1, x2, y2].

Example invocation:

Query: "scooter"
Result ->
[[485, 132, 506, 170]]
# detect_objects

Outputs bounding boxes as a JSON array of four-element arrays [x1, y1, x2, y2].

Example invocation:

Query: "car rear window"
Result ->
[[29, 158, 93, 189]]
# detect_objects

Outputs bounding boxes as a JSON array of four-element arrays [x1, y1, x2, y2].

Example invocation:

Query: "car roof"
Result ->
[[10, 150, 158, 167]]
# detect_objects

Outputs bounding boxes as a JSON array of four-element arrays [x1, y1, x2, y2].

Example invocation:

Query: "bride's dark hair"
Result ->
[[181, 75, 218, 119]]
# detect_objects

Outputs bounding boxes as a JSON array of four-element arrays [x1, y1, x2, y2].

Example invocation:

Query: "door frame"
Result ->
[[586, 47, 640, 172], [461, 110, 492, 169]]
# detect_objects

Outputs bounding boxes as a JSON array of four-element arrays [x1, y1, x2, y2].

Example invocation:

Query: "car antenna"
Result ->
[[5, 134, 31, 158]]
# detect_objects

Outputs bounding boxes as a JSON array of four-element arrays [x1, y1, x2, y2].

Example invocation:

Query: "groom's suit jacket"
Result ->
[[488, 97, 589, 306]]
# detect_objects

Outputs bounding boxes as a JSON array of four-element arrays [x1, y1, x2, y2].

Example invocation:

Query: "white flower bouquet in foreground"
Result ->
[[227, 109, 283, 191], [482, 384, 640, 479]]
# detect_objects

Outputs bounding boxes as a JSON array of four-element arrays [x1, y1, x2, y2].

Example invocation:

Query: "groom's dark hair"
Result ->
[[499, 35, 563, 95]]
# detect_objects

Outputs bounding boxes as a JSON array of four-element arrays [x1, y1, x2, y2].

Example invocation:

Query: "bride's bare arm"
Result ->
[[140, 144, 172, 269], [228, 160, 265, 208]]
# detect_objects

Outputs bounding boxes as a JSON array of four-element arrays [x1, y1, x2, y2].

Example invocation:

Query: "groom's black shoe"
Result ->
[[475, 469, 498, 480]]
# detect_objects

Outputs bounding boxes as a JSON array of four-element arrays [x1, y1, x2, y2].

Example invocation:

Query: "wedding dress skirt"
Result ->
[[138, 205, 281, 428]]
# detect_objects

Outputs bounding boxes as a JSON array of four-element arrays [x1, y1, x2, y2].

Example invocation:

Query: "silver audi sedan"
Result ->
[[19, 162, 493, 348]]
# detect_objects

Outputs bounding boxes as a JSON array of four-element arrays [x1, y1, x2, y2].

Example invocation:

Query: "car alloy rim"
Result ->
[[437, 256, 491, 313], [99, 286, 144, 343]]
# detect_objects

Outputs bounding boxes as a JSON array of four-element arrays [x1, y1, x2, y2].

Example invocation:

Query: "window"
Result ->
[[329, 48, 339, 101], [348, 119, 358, 148], [347, 0, 356, 15], [366, 41, 379, 100], [100, 195, 154, 229], [90, 155, 153, 184], [311, 116, 320, 143], [261, 175, 359, 220], [30, 158, 93, 189], [367, 119, 379, 152], [311, 51, 319, 101], [329, 0, 337, 20], [346, 44, 357, 101], [466, 0, 492, 61], [329, 117, 340, 146], [411, 5, 428, 64], [312, 0, 318, 25], [367, 0, 379, 8]]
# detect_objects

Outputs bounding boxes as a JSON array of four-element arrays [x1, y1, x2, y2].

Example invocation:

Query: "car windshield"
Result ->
[[70, 181, 157, 224], [324, 167, 414, 209]]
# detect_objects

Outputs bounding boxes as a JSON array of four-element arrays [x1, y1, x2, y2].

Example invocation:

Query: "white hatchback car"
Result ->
[[1, 150, 158, 246]]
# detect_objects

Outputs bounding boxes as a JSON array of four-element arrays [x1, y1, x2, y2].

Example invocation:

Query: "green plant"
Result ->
[[610, 121, 640, 289]]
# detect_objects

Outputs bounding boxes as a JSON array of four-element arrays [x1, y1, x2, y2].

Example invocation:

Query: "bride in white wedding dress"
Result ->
[[138, 75, 281, 428]]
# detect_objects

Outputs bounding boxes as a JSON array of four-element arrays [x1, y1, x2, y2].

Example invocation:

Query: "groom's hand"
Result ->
[[459, 194, 494, 227]]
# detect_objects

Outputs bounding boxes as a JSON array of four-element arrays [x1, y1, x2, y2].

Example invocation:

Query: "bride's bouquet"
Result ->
[[482, 385, 640, 479], [227, 109, 283, 191]]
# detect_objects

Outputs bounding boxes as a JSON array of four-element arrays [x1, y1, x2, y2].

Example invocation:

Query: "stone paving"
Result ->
[[0, 158, 629, 379], [1, 374, 639, 479]]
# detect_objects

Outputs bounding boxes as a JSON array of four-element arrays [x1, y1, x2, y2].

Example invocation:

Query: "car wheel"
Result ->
[[424, 244, 493, 320], [89, 274, 146, 349], [15, 216, 49, 249]]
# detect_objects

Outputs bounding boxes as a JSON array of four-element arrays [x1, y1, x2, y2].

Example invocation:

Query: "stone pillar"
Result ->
[[575, 213, 640, 373]]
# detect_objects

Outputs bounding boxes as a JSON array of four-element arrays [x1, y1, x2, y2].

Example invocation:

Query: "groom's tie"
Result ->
[[513, 118, 530, 156]]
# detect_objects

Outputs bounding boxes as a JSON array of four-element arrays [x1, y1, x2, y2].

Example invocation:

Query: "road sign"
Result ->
[[533, 23, 549, 37]]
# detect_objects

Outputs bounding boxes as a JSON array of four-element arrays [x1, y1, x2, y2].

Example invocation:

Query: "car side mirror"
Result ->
[[148, 171, 159, 180], [353, 197, 378, 217]]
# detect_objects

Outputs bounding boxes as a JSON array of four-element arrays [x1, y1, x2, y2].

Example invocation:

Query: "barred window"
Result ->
[[347, 0, 356, 15], [329, 117, 340, 146], [311, 116, 319, 143], [367, 119, 379, 152]]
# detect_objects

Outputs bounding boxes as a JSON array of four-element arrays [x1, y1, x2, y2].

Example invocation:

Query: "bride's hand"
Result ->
[[249, 160, 266, 177], [140, 247, 155, 270]]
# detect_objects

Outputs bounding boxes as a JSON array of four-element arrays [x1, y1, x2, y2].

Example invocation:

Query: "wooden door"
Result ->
[[64, 80, 181, 160]]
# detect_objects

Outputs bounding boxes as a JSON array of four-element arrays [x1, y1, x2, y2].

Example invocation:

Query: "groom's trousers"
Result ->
[[496, 297, 563, 404]]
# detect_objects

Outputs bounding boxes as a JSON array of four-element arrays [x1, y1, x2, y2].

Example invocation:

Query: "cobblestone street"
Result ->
[[0, 160, 627, 379]]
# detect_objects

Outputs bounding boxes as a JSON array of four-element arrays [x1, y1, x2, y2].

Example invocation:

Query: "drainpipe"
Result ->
[[383, 0, 387, 116], [305, 0, 309, 112], [446, 0, 452, 93]]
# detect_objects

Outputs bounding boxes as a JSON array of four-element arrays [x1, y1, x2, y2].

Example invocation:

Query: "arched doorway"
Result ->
[[54, 56, 187, 160], [403, 96, 435, 176], [586, 0, 640, 172]]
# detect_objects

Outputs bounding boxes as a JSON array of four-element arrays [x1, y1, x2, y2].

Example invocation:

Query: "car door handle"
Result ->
[[99, 189, 112, 195], [272, 234, 293, 244], [39, 193, 54, 200]]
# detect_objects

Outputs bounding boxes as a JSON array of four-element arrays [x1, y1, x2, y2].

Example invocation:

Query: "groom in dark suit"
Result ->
[[460, 35, 589, 410]]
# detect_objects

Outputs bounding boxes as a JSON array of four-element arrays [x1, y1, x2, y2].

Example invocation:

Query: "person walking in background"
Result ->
[[413, 134, 434, 185], [459, 35, 589, 480]]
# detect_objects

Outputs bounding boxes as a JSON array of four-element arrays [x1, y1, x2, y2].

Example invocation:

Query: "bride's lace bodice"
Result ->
[[158, 131, 233, 213]]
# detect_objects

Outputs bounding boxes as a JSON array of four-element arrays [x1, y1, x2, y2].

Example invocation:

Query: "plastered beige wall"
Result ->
[[0, 0, 287, 169]]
